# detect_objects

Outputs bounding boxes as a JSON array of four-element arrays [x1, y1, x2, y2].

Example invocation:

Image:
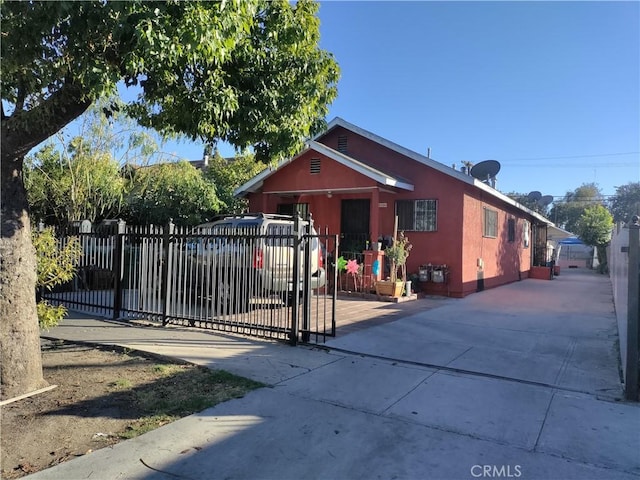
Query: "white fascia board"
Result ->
[[307, 140, 414, 191], [319, 117, 553, 225]]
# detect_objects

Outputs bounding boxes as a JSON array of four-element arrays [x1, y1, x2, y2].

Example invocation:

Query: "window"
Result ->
[[483, 208, 498, 238], [337, 135, 348, 154], [396, 200, 437, 231], [507, 218, 516, 242], [310, 158, 321, 174], [523, 220, 530, 248], [277, 203, 309, 218]]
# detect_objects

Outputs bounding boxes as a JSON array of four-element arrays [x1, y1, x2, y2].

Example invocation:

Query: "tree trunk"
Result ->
[[1, 153, 47, 400], [1, 80, 91, 399]]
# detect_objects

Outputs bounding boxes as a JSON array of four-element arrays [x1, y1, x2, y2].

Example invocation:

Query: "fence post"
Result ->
[[112, 220, 126, 321], [301, 213, 313, 343], [161, 220, 174, 326], [625, 217, 639, 401], [290, 213, 301, 345]]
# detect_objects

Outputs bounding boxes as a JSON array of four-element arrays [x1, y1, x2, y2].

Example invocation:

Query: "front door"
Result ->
[[340, 199, 370, 253]]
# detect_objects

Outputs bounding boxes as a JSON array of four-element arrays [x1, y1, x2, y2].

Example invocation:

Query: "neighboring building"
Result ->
[[235, 118, 553, 297], [189, 155, 210, 171]]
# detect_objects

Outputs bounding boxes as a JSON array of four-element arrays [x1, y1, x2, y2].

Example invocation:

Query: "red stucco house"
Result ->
[[235, 118, 553, 297]]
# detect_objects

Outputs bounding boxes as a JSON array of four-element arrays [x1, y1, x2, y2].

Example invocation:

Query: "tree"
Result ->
[[505, 192, 551, 216], [575, 205, 613, 274], [549, 183, 604, 233], [609, 182, 640, 224], [24, 140, 126, 226], [1, 0, 339, 398], [125, 161, 220, 226], [204, 149, 266, 214]]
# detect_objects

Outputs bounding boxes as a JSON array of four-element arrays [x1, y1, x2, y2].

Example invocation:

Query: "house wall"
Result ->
[[460, 187, 533, 296]]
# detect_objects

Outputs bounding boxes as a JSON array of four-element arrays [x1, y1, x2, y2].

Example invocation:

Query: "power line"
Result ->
[[504, 162, 637, 168], [504, 151, 639, 162]]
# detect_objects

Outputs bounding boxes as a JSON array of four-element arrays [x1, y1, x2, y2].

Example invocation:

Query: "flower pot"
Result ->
[[375, 280, 404, 297]]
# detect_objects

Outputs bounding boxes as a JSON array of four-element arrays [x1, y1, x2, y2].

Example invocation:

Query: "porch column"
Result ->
[[370, 188, 380, 245]]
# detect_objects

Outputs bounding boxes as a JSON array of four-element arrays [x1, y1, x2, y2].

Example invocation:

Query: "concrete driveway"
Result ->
[[327, 268, 622, 397]]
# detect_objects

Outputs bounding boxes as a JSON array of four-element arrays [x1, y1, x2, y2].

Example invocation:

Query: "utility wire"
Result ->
[[504, 151, 639, 162]]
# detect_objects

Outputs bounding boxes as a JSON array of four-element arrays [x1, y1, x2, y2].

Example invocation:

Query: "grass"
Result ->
[[111, 378, 132, 389], [117, 364, 263, 439]]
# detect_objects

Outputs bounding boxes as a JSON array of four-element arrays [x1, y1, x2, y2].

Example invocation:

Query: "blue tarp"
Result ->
[[559, 236, 585, 245]]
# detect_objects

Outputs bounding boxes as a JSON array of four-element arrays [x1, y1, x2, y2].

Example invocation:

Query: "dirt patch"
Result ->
[[1, 340, 262, 479]]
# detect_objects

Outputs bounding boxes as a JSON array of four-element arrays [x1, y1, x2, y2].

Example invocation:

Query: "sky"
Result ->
[[50, 1, 640, 201], [310, 1, 640, 200]]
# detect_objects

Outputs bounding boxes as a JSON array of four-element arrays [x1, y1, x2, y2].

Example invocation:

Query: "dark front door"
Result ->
[[340, 199, 370, 253]]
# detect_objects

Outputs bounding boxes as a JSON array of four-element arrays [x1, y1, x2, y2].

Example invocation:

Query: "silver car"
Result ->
[[187, 214, 326, 312]]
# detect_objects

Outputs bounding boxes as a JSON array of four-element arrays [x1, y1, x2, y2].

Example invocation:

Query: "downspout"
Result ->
[[370, 187, 380, 246]]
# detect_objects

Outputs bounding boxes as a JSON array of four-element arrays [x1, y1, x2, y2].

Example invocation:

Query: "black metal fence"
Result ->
[[43, 217, 338, 345]]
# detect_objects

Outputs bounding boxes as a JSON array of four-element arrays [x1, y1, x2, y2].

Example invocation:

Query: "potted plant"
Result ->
[[376, 231, 412, 297]]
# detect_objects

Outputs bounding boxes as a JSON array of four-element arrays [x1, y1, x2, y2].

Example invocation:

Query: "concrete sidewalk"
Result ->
[[28, 269, 640, 480]]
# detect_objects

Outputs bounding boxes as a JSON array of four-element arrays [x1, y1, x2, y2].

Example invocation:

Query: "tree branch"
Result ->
[[1, 80, 92, 164], [15, 84, 25, 113]]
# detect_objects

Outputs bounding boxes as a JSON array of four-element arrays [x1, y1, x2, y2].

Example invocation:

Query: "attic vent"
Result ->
[[337, 135, 348, 154], [310, 158, 321, 174]]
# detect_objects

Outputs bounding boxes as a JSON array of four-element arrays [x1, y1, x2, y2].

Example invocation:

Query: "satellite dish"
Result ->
[[538, 195, 554, 207], [527, 191, 542, 202], [470, 160, 501, 183]]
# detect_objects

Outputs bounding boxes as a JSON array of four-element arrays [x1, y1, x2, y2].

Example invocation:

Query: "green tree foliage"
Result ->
[[204, 150, 266, 214], [24, 140, 125, 226], [1, 0, 338, 397], [549, 183, 604, 233], [125, 161, 220, 226], [2, 1, 338, 159], [575, 204, 613, 274], [609, 182, 640, 224], [32, 228, 82, 329], [24, 102, 177, 227]]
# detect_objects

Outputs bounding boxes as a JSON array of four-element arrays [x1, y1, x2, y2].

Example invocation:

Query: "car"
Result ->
[[185, 213, 326, 312]]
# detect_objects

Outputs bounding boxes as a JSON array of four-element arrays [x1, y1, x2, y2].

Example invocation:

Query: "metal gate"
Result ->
[[42, 218, 338, 345]]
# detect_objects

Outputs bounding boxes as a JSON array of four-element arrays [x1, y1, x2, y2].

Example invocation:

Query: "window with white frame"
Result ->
[[483, 208, 498, 238], [523, 220, 530, 248], [396, 200, 437, 231]]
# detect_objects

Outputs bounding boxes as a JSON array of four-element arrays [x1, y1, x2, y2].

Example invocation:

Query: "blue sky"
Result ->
[[53, 1, 640, 200], [311, 0, 640, 199]]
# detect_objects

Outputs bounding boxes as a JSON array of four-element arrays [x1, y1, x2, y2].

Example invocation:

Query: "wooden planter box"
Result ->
[[375, 280, 404, 297]]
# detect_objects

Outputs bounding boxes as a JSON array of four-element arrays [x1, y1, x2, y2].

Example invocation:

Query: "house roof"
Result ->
[[234, 140, 414, 196], [236, 117, 553, 226]]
